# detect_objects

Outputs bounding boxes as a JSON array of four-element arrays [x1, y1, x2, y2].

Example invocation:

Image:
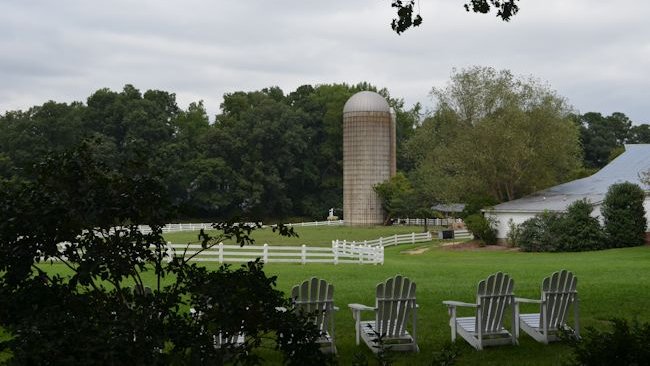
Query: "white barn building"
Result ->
[[485, 144, 650, 240]]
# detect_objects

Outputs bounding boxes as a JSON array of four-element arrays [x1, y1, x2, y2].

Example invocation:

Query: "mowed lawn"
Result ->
[[256, 242, 650, 365], [26, 226, 650, 365], [164, 224, 430, 247]]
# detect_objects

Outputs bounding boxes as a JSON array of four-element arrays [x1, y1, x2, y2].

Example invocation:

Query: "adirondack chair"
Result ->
[[348, 275, 419, 353], [189, 304, 245, 348], [443, 272, 517, 350], [291, 277, 338, 353], [515, 269, 579, 343]]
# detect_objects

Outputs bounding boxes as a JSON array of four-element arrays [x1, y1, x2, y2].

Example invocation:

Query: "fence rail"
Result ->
[[167, 242, 383, 265], [284, 220, 344, 227], [331, 231, 432, 248], [138, 220, 345, 234], [393, 218, 463, 226]]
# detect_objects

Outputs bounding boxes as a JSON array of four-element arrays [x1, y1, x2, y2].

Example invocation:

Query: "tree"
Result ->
[[390, 0, 520, 34], [577, 112, 632, 169], [374, 172, 416, 225], [0, 143, 331, 365], [406, 66, 582, 204], [629, 124, 650, 144], [601, 182, 647, 248]]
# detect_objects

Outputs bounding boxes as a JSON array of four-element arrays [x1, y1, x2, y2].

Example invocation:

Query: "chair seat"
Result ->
[[215, 333, 245, 348], [518, 313, 562, 343], [359, 321, 418, 352], [519, 313, 560, 331], [454, 317, 513, 338]]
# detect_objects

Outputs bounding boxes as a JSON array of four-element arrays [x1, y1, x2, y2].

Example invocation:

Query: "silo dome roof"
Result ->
[[343, 91, 390, 113]]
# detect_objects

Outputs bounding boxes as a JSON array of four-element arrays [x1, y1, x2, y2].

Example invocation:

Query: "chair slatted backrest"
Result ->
[[375, 275, 416, 338], [292, 277, 334, 332], [476, 272, 514, 334], [541, 270, 577, 330]]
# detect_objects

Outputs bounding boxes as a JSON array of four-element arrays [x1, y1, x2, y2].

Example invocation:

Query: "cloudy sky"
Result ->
[[1, 0, 649, 123]]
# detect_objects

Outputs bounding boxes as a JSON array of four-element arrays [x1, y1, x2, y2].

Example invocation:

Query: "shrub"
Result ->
[[517, 211, 565, 252], [464, 214, 497, 245], [602, 182, 647, 248], [518, 200, 607, 252], [505, 219, 522, 247], [565, 318, 650, 366], [559, 199, 606, 251]]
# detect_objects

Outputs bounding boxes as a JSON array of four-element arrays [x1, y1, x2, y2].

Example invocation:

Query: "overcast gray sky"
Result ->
[[1, 0, 649, 123]]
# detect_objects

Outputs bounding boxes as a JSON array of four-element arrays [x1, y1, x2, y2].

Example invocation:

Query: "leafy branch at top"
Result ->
[[390, 0, 520, 35]]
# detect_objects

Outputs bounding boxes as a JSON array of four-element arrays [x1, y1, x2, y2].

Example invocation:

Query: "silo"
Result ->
[[343, 91, 396, 226]]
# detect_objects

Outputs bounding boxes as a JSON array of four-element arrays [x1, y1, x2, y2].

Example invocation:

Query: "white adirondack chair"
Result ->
[[189, 306, 245, 348], [515, 269, 579, 343], [348, 275, 419, 353], [291, 277, 339, 353], [443, 272, 517, 350]]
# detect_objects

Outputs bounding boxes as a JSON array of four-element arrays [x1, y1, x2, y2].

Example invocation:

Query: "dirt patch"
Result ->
[[440, 240, 519, 251], [400, 246, 431, 255]]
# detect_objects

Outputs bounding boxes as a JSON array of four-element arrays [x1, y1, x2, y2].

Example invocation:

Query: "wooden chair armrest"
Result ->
[[442, 300, 477, 308], [514, 297, 542, 304], [348, 303, 375, 311]]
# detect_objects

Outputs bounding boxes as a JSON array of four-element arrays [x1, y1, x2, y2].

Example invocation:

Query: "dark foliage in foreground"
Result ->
[[0, 144, 332, 365], [564, 318, 650, 366]]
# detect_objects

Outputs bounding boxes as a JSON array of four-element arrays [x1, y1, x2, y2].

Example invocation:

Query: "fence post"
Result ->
[[412, 232, 415, 243], [394, 234, 397, 246], [380, 246, 384, 265], [301, 245, 306, 265], [333, 243, 338, 265], [263, 243, 269, 263], [356, 243, 363, 264], [379, 237, 383, 246]]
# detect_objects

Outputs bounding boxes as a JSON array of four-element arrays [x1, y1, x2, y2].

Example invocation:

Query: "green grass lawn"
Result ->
[[252, 242, 650, 365], [26, 226, 650, 365], [163, 224, 431, 247]]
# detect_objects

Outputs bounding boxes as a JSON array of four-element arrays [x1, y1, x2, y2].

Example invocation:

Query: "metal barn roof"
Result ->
[[489, 144, 650, 213]]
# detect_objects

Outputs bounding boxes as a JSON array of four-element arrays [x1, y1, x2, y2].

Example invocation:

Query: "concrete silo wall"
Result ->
[[343, 110, 392, 226]]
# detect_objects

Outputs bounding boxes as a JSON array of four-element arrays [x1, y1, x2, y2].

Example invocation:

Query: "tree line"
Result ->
[[0, 83, 419, 221], [1, 67, 647, 221]]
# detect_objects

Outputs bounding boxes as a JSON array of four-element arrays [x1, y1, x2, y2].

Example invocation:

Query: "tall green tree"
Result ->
[[407, 66, 582, 203], [374, 172, 416, 224], [577, 112, 632, 169]]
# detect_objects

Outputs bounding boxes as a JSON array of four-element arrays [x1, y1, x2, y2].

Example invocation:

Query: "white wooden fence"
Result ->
[[394, 218, 464, 226], [138, 220, 345, 234], [284, 220, 344, 227], [331, 231, 432, 248], [166, 231, 439, 265], [167, 242, 383, 265]]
